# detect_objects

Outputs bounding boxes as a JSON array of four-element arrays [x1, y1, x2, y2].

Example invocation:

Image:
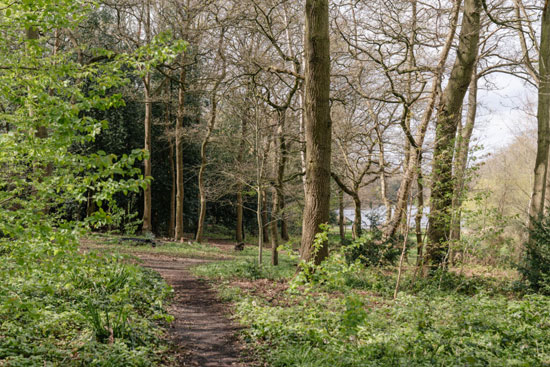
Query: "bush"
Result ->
[[519, 215, 550, 293], [344, 228, 401, 267]]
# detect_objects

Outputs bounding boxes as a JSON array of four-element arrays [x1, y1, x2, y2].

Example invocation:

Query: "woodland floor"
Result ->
[[84, 237, 257, 367]]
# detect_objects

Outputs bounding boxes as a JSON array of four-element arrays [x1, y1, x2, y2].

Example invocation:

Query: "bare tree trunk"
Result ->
[[276, 111, 290, 241], [142, 73, 153, 233], [196, 29, 226, 243], [529, 3, 550, 235], [352, 194, 362, 240], [385, 1, 461, 239], [141, 0, 152, 234], [174, 67, 186, 241], [168, 126, 176, 238], [262, 189, 270, 243], [376, 127, 392, 225], [415, 154, 425, 268], [299, 0, 332, 265], [280, 198, 290, 241], [257, 187, 264, 264], [270, 186, 279, 265], [236, 120, 246, 243], [426, 0, 481, 270], [339, 189, 345, 244]]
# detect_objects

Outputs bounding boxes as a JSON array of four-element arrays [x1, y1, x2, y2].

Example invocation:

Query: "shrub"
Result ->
[[344, 228, 401, 267], [519, 215, 550, 293]]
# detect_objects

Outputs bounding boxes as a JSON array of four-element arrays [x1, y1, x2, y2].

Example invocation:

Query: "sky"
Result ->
[[475, 73, 537, 156]]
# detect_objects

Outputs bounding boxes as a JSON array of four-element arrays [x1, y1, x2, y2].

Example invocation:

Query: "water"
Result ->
[[340, 206, 429, 228]]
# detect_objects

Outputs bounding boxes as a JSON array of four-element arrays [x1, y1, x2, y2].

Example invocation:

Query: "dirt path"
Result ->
[[136, 254, 251, 367]]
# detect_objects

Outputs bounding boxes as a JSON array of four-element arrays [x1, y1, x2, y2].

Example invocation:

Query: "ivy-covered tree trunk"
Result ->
[[450, 71, 478, 243], [528, 2, 550, 237], [299, 0, 331, 265], [426, 0, 481, 271]]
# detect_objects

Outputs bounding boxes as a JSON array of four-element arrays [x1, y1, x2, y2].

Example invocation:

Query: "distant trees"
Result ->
[[36, 0, 546, 275]]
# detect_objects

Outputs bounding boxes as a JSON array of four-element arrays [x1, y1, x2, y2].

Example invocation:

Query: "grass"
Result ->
[[186, 239, 549, 367], [0, 236, 175, 366]]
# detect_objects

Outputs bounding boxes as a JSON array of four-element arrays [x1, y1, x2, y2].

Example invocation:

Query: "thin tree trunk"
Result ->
[[299, 0, 332, 265], [141, 1, 152, 234], [196, 29, 226, 243], [276, 111, 290, 241], [415, 153, 425, 268], [236, 119, 246, 243], [339, 189, 345, 244], [257, 187, 264, 264], [168, 128, 176, 238], [426, 0, 481, 270], [385, 0, 461, 239], [262, 189, 270, 243], [352, 194, 362, 240], [270, 186, 279, 265], [174, 67, 186, 241], [528, 3, 550, 235]]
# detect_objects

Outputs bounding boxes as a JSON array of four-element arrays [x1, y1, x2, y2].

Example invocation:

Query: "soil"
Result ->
[[135, 251, 254, 367]]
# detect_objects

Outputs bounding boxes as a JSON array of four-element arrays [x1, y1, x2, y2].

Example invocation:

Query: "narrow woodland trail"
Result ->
[[136, 253, 252, 367]]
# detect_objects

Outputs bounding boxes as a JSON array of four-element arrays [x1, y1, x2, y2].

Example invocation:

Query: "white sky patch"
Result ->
[[473, 73, 537, 156]]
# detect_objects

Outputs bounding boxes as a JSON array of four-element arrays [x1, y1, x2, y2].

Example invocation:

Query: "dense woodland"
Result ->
[[3, 0, 550, 366]]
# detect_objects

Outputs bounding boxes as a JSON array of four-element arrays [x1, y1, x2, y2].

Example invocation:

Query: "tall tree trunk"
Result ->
[[276, 111, 290, 242], [426, 0, 481, 270], [376, 129, 392, 225], [415, 153, 425, 268], [339, 189, 345, 244], [196, 29, 226, 243], [141, 73, 153, 233], [168, 123, 176, 238], [280, 198, 290, 241], [450, 72, 478, 242], [262, 189, 270, 243], [141, 0, 152, 234], [257, 187, 264, 264], [174, 67, 186, 241], [528, 3, 550, 235], [384, 0, 461, 239], [236, 119, 246, 243], [270, 186, 279, 265], [299, 0, 332, 265]]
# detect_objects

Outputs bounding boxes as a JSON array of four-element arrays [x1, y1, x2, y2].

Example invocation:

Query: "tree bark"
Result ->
[[415, 153, 425, 268], [426, 0, 481, 270], [196, 29, 226, 243], [352, 194, 362, 240], [236, 119, 246, 243], [450, 72, 478, 242], [168, 112, 176, 238], [339, 189, 345, 244], [384, 0, 461, 239], [299, 0, 332, 265], [141, 72, 153, 233], [261, 189, 270, 243], [174, 67, 186, 241], [528, 3, 550, 235], [141, 0, 152, 234], [270, 186, 279, 265]]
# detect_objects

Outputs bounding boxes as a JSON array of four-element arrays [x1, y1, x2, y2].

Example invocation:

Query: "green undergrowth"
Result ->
[[195, 245, 550, 366], [0, 237, 174, 366], [87, 233, 231, 260]]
